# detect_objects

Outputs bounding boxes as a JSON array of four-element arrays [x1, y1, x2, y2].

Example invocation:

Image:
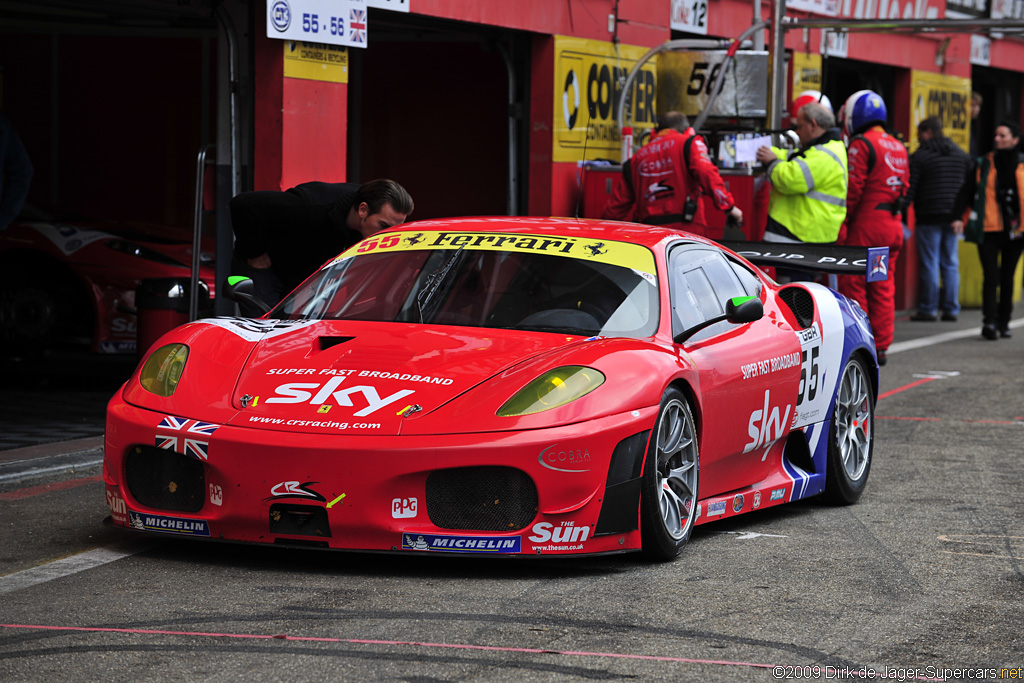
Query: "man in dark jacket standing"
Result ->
[[230, 179, 413, 311], [907, 117, 971, 321]]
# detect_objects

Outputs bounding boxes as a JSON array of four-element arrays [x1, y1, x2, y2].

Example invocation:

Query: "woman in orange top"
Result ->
[[958, 120, 1024, 340]]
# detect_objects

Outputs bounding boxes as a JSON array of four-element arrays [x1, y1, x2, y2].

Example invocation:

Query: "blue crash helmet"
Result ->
[[842, 90, 887, 137]]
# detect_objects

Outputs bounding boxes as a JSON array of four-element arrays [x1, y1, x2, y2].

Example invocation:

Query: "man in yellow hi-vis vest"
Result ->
[[755, 102, 848, 246]]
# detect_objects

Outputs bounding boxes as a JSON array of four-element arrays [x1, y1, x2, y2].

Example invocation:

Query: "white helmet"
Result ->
[[790, 90, 833, 124]]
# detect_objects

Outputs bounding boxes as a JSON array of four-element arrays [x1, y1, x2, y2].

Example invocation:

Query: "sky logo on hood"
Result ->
[[266, 376, 414, 416]]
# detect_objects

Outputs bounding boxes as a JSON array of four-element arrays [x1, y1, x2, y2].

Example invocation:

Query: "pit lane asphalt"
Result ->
[[0, 310, 1022, 682]]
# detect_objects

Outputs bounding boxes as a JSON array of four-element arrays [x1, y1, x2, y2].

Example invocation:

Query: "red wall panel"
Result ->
[[409, 0, 667, 45], [254, 10, 284, 191], [282, 78, 348, 188]]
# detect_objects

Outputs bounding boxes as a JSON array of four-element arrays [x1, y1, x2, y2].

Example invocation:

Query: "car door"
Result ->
[[668, 244, 801, 498]]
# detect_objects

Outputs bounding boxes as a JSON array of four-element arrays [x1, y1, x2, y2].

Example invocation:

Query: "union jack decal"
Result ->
[[155, 416, 219, 460], [349, 8, 366, 44]]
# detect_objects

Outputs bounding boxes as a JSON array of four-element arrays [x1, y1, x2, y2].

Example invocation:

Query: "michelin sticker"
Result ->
[[129, 511, 210, 536], [402, 533, 521, 553]]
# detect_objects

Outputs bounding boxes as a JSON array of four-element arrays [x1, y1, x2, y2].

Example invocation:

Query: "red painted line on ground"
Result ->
[[0, 476, 102, 501], [877, 377, 938, 401], [0, 623, 943, 679]]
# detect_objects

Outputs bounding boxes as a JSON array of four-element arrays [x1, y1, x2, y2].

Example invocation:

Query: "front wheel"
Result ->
[[823, 355, 874, 504], [640, 388, 699, 560]]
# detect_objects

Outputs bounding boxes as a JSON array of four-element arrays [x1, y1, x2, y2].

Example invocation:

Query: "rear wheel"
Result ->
[[640, 388, 699, 560], [823, 355, 873, 504]]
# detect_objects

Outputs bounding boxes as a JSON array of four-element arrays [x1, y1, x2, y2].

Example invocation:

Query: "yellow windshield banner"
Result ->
[[333, 230, 657, 280]]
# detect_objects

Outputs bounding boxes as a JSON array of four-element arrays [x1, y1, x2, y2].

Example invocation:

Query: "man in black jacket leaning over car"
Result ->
[[230, 179, 414, 312], [906, 117, 971, 322]]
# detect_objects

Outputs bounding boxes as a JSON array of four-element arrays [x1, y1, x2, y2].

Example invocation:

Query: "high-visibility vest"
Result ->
[[765, 137, 848, 243]]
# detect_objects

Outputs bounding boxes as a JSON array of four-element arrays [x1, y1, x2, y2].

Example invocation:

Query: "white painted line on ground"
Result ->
[[0, 458, 103, 483], [0, 539, 157, 595], [888, 317, 1024, 356]]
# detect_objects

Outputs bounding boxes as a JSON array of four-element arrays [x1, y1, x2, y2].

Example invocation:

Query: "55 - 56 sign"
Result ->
[[267, 0, 368, 49]]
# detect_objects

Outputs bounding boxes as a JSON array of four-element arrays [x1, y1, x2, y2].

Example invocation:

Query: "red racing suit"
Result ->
[[837, 125, 909, 352], [602, 128, 736, 237]]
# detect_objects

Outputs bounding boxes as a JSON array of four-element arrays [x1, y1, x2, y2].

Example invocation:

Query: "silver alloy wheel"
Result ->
[[655, 397, 698, 539], [835, 359, 872, 482]]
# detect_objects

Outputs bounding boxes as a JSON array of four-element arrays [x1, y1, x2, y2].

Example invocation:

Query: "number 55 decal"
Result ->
[[797, 345, 819, 406], [796, 323, 822, 407]]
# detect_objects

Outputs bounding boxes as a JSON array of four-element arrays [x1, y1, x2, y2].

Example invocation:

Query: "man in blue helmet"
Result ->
[[836, 90, 909, 367]]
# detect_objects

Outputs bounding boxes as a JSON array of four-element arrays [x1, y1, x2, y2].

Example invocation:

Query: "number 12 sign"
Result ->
[[671, 0, 708, 35], [267, 0, 369, 49]]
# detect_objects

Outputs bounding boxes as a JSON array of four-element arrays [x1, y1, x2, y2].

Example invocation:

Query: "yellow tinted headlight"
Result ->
[[139, 344, 189, 397], [497, 366, 605, 417]]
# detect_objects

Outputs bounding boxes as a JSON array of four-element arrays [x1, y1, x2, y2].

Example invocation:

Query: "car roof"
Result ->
[[379, 216, 711, 251]]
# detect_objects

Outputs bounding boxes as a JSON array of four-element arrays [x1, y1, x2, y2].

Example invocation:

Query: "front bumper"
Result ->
[[103, 399, 658, 556]]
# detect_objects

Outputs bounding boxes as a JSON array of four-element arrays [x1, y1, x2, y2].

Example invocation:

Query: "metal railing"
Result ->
[[191, 143, 215, 322]]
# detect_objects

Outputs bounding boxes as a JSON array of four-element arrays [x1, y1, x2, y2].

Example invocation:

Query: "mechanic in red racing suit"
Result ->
[[602, 111, 742, 238], [836, 91, 909, 366]]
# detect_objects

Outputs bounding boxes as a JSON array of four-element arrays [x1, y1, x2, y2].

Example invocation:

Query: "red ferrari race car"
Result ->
[[0, 207, 215, 355], [103, 217, 879, 560]]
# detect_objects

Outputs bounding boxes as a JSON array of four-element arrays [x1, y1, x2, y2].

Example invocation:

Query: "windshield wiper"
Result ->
[[415, 245, 465, 323], [511, 324, 599, 336]]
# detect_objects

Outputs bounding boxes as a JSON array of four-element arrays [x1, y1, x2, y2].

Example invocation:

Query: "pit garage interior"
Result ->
[[0, 0, 530, 355]]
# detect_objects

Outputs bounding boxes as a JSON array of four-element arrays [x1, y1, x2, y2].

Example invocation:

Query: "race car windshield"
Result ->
[[271, 245, 659, 339]]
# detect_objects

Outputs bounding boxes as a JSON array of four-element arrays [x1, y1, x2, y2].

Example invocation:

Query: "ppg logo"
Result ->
[[392, 497, 418, 518], [270, 0, 291, 32]]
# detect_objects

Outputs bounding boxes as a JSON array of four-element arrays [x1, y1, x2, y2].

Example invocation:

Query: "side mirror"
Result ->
[[673, 295, 763, 344], [726, 295, 764, 324], [223, 276, 272, 315]]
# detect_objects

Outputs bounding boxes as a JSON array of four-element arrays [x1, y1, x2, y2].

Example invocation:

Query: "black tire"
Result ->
[[640, 387, 699, 560], [823, 355, 874, 504], [0, 263, 91, 354]]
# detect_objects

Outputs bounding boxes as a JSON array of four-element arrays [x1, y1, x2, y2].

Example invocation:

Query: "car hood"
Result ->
[[224, 319, 584, 435], [8, 219, 214, 262]]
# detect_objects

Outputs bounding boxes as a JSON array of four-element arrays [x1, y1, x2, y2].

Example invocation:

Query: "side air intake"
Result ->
[[778, 286, 815, 329]]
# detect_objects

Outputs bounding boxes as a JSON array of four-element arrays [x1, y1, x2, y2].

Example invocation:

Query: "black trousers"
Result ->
[[978, 232, 1024, 328]]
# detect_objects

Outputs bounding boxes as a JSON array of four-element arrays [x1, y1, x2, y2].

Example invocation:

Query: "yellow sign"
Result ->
[[283, 41, 349, 83], [553, 36, 658, 163], [334, 227, 657, 279], [909, 70, 971, 153], [791, 52, 823, 98]]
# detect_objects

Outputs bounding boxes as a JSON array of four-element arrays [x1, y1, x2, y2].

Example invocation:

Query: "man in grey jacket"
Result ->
[[907, 117, 971, 321]]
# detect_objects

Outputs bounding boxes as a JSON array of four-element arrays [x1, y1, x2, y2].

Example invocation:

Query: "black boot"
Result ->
[[982, 324, 999, 340]]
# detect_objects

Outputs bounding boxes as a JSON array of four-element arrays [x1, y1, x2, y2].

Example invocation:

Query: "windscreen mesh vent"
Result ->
[[426, 466, 537, 531], [778, 286, 815, 329]]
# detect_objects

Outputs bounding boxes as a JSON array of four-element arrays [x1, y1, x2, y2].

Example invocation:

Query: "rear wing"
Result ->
[[719, 242, 890, 283]]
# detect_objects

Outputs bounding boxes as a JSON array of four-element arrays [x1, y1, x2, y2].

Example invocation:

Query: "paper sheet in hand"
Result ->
[[735, 135, 773, 163]]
